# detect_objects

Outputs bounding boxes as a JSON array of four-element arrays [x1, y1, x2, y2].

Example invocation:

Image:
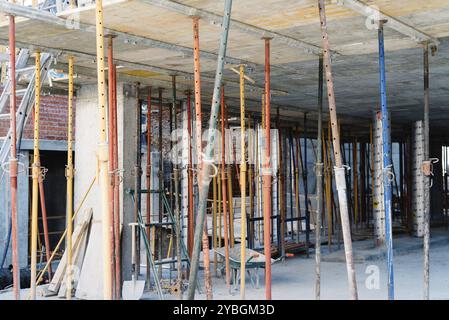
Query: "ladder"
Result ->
[[0, 49, 30, 114], [0, 51, 53, 168]]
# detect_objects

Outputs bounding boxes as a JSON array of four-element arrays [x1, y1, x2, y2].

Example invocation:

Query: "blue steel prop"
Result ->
[[378, 21, 395, 301]]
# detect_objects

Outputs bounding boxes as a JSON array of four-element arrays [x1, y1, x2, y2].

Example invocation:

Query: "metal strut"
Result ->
[[315, 54, 324, 300], [95, 0, 113, 300], [239, 64, 247, 299], [220, 86, 231, 292], [30, 51, 41, 300], [318, 0, 358, 300], [186, 0, 233, 300], [262, 37, 272, 300], [423, 41, 430, 301], [171, 75, 182, 298], [378, 21, 395, 301], [8, 11, 20, 300], [65, 55, 75, 300]]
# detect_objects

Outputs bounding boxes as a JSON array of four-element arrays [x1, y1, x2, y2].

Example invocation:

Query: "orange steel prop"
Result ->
[[9, 12, 20, 300], [262, 38, 272, 300]]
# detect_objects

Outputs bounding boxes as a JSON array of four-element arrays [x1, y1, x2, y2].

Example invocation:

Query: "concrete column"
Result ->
[[74, 82, 135, 299]]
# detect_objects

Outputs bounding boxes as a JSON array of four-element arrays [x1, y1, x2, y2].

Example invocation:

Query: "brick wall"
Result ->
[[0, 90, 75, 141]]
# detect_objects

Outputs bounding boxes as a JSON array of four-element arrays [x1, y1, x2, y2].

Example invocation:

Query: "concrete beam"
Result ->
[[138, 0, 327, 56], [336, 0, 439, 47]]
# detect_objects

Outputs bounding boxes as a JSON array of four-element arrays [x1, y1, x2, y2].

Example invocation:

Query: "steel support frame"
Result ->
[[107, 36, 117, 299], [30, 51, 41, 300], [220, 86, 231, 291], [146, 86, 152, 289], [318, 0, 358, 300], [171, 75, 182, 297], [238, 64, 247, 299], [186, 0, 233, 300], [8, 12, 20, 300], [378, 21, 394, 300], [192, 15, 213, 300], [95, 0, 113, 300], [65, 55, 75, 300], [423, 42, 430, 300], [262, 37, 272, 300], [336, 0, 439, 47], [139, 0, 324, 56], [315, 55, 324, 300], [0, 1, 255, 68]]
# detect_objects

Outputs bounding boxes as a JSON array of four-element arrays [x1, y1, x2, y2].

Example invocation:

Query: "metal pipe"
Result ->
[[94, 0, 113, 300], [186, 0, 232, 299], [277, 108, 285, 259], [318, 0, 358, 300], [107, 36, 116, 299], [38, 157, 52, 282], [191, 16, 212, 300], [213, 173, 218, 275], [112, 64, 121, 299], [239, 64, 247, 299], [186, 91, 194, 257], [303, 113, 310, 257], [193, 16, 202, 168], [8, 12, 20, 300], [30, 51, 41, 300], [220, 85, 231, 291], [158, 87, 163, 279], [146, 87, 152, 289], [65, 55, 75, 299], [171, 75, 182, 298], [248, 115, 255, 247], [423, 41, 430, 300], [134, 83, 142, 283], [378, 21, 394, 300], [353, 139, 358, 226], [360, 142, 366, 225], [315, 54, 324, 300], [262, 37, 272, 300]]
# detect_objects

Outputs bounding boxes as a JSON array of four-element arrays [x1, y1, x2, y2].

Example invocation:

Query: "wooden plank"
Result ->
[[47, 209, 93, 293]]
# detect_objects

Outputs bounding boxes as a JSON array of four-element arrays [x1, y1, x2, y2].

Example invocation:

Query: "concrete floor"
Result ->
[[189, 231, 449, 300], [2, 230, 449, 300]]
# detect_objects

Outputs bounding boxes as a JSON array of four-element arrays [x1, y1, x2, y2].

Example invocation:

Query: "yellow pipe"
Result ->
[[30, 51, 41, 300], [248, 116, 254, 245], [95, 0, 113, 300], [227, 164, 234, 247], [166, 235, 173, 260], [66, 56, 75, 299], [239, 65, 247, 299]]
